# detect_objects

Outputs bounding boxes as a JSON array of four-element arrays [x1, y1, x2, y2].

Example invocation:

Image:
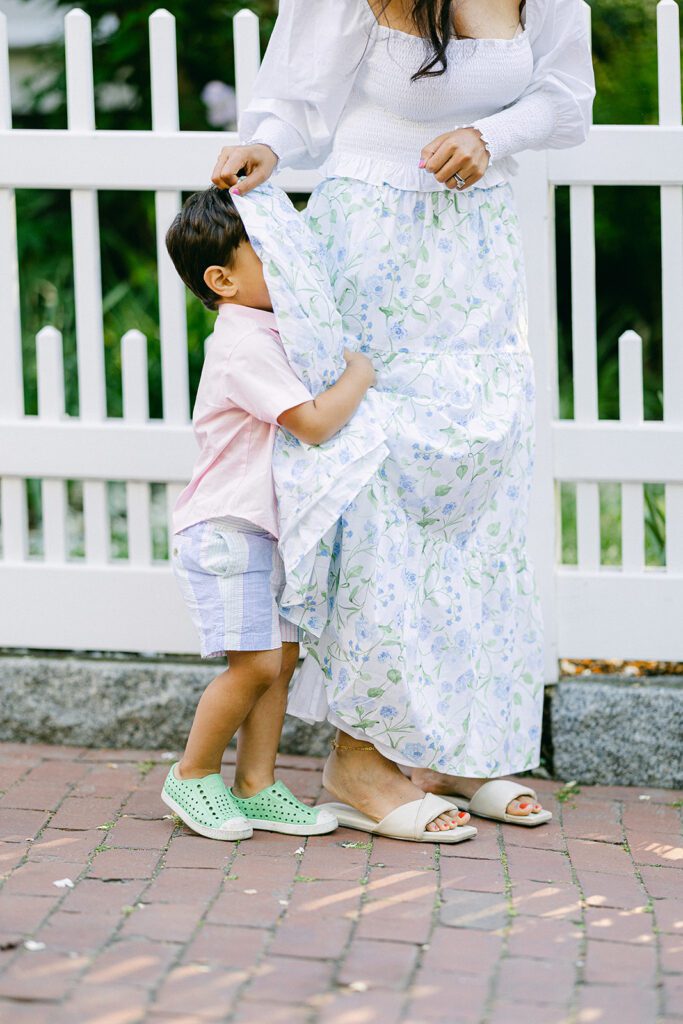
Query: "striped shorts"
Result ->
[[172, 516, 301, 658]]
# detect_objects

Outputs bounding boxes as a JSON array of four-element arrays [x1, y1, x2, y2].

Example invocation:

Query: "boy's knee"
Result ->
[[245, 649, 283, 691], [281, 641, 300, 676]]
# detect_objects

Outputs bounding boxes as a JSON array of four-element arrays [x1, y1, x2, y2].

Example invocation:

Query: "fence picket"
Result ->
[[657, 0, 683, 571], [618, 331, 645, 570], [576, 486, 601, 570], [513, 151, 560, 681], [65, 10, 109, 565], [658, 0, 682, 125], [569, 184, 600, 570], [122, 331, 152, 564], [166, 483, 183, 560], [234, 10, 261, 120], [570, 185, 598, 422], [37, 327, 67, 562], [65, 10, 106, 422], [150, 10, 189, 426], [0, 13, 28, 565], [0, 13, 22, 422]]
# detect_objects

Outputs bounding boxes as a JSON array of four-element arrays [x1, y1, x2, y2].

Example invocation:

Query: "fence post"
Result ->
[[512, 149, 560, 683], [657, 0, 683, 571]]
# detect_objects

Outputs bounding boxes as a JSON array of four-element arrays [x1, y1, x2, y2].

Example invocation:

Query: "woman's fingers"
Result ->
[[211, 147, 247, 189], [419, 131, 451, 168], [435, 155, 477, 188], [420, 129, 488, 189], [211, 144, 279, 196], [426, 142, 470, 179], [229, 163, 269, 197], [429, 150, 473, 188], [427, 148, 484, 190]]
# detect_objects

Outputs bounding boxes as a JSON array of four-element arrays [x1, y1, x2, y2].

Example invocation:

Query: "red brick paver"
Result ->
[[0, 742, 681, 1023]]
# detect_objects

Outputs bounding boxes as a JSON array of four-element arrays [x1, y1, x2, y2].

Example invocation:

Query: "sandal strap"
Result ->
[[378, 794, 456, 840], [468, 780, 538, 817]]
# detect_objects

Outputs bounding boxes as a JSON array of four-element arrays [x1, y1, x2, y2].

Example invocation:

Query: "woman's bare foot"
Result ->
[[411, 769, 544, 817], [323, 733, 472, 833]]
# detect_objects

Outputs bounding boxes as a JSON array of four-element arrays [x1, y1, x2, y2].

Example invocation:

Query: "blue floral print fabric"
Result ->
[[233, 184, 388, 635], [289, 178, 545, 778], [237, 178, 545, 777]]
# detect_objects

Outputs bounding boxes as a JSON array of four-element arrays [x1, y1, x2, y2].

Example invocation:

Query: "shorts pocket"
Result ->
[[172, 523, 251, 579]]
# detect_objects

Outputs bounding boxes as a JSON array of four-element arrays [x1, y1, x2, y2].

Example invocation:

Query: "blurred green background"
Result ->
[[9, 0, 678, 564]]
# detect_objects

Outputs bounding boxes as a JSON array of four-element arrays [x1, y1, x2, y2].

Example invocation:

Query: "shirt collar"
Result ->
[[217, 303, 277, 330]]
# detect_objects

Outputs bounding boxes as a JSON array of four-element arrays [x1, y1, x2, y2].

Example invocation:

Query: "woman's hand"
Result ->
[[420, 128, 490, 190], [211, 144, 279, 195]]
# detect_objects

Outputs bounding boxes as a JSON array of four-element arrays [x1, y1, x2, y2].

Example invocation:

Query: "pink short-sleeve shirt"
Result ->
[[172, 304, 312, 538]]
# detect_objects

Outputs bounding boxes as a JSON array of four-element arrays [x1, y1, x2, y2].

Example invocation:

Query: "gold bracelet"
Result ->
[[331, 739, 376, 752]]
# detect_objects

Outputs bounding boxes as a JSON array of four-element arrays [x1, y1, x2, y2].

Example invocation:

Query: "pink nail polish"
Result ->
[[230, 187, 240, 196], [418, 159, 426, 169]]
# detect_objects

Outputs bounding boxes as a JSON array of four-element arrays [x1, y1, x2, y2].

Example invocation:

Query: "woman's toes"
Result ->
[[507, 799, 532, 816], [456, 810, 471, 825], [427, 814, 453, 831]]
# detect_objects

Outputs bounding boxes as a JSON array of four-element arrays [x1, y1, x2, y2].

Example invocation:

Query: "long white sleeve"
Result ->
[[468, 0, 596, 164], [239, 0, 375, 168]]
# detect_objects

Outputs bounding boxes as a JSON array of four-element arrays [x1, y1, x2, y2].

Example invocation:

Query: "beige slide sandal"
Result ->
[[319, 793, 478, 844], [440, 780, 552, 827]]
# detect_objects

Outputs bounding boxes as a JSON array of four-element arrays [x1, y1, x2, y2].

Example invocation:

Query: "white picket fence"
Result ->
[[0, 3, 682, 677]]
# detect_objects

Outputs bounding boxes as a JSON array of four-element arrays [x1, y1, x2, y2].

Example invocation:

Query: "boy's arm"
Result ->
[[278, 350, 375, 446]]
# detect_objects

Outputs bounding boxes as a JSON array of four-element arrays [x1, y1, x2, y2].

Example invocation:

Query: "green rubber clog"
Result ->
[[162, 763, 252, 841], [229, 780, 338, 836]]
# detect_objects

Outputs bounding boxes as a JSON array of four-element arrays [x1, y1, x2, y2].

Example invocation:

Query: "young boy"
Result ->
[[162, 187, 375, 841]]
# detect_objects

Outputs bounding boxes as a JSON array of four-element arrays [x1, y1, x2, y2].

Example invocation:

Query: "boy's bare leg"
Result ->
[[233, 642, 300, 798], [177, 648, 283, 780]]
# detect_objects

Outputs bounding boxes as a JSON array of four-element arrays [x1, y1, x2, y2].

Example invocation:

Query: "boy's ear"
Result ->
[[204, 264, 238, 300]]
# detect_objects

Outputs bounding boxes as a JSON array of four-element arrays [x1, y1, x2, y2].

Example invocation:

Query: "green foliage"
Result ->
[[17, 1, 278, 132], [589, 0, 660, 126]]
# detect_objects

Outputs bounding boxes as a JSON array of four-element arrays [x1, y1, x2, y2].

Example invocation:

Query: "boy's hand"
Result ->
[[211, 144, 278, 195], [343, 348, 376, 389], [278, 350, 376, 446]]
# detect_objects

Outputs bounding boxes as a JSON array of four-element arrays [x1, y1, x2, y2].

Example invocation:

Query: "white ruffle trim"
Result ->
[[322, 150, 517, 192]]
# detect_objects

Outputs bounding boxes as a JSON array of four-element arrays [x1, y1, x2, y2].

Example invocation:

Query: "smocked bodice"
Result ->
[[326, 23, 532, 189]]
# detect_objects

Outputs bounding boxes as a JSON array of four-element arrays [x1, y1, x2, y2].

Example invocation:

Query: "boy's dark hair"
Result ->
[[165, 187, 248, 310]]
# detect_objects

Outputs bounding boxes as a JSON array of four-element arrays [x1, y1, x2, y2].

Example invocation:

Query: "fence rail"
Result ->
[[0, 3, 682, 669]]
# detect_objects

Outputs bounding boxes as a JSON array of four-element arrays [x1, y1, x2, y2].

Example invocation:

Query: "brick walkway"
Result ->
[[0, 742, 681, 1024]]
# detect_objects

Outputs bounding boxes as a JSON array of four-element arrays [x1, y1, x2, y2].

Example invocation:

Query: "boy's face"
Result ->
[[203, 240, 272, 312]]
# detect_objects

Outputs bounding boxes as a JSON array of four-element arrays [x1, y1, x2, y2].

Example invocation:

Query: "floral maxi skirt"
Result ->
[[288, 177, 545, 778]]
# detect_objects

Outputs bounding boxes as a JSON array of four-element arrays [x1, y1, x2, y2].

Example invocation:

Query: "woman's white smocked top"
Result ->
[[240, 0, 596, 191]]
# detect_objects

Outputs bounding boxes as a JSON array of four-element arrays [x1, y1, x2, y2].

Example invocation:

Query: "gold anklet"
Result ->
[[331, 739, 376, 752]]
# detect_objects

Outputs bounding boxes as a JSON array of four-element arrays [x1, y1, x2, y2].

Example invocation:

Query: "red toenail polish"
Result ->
[[519, 802, 529, 809], [458, 812, 466, 817]]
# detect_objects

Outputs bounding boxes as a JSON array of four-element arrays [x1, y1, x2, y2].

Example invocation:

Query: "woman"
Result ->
[[212, 0, 595, 840]]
